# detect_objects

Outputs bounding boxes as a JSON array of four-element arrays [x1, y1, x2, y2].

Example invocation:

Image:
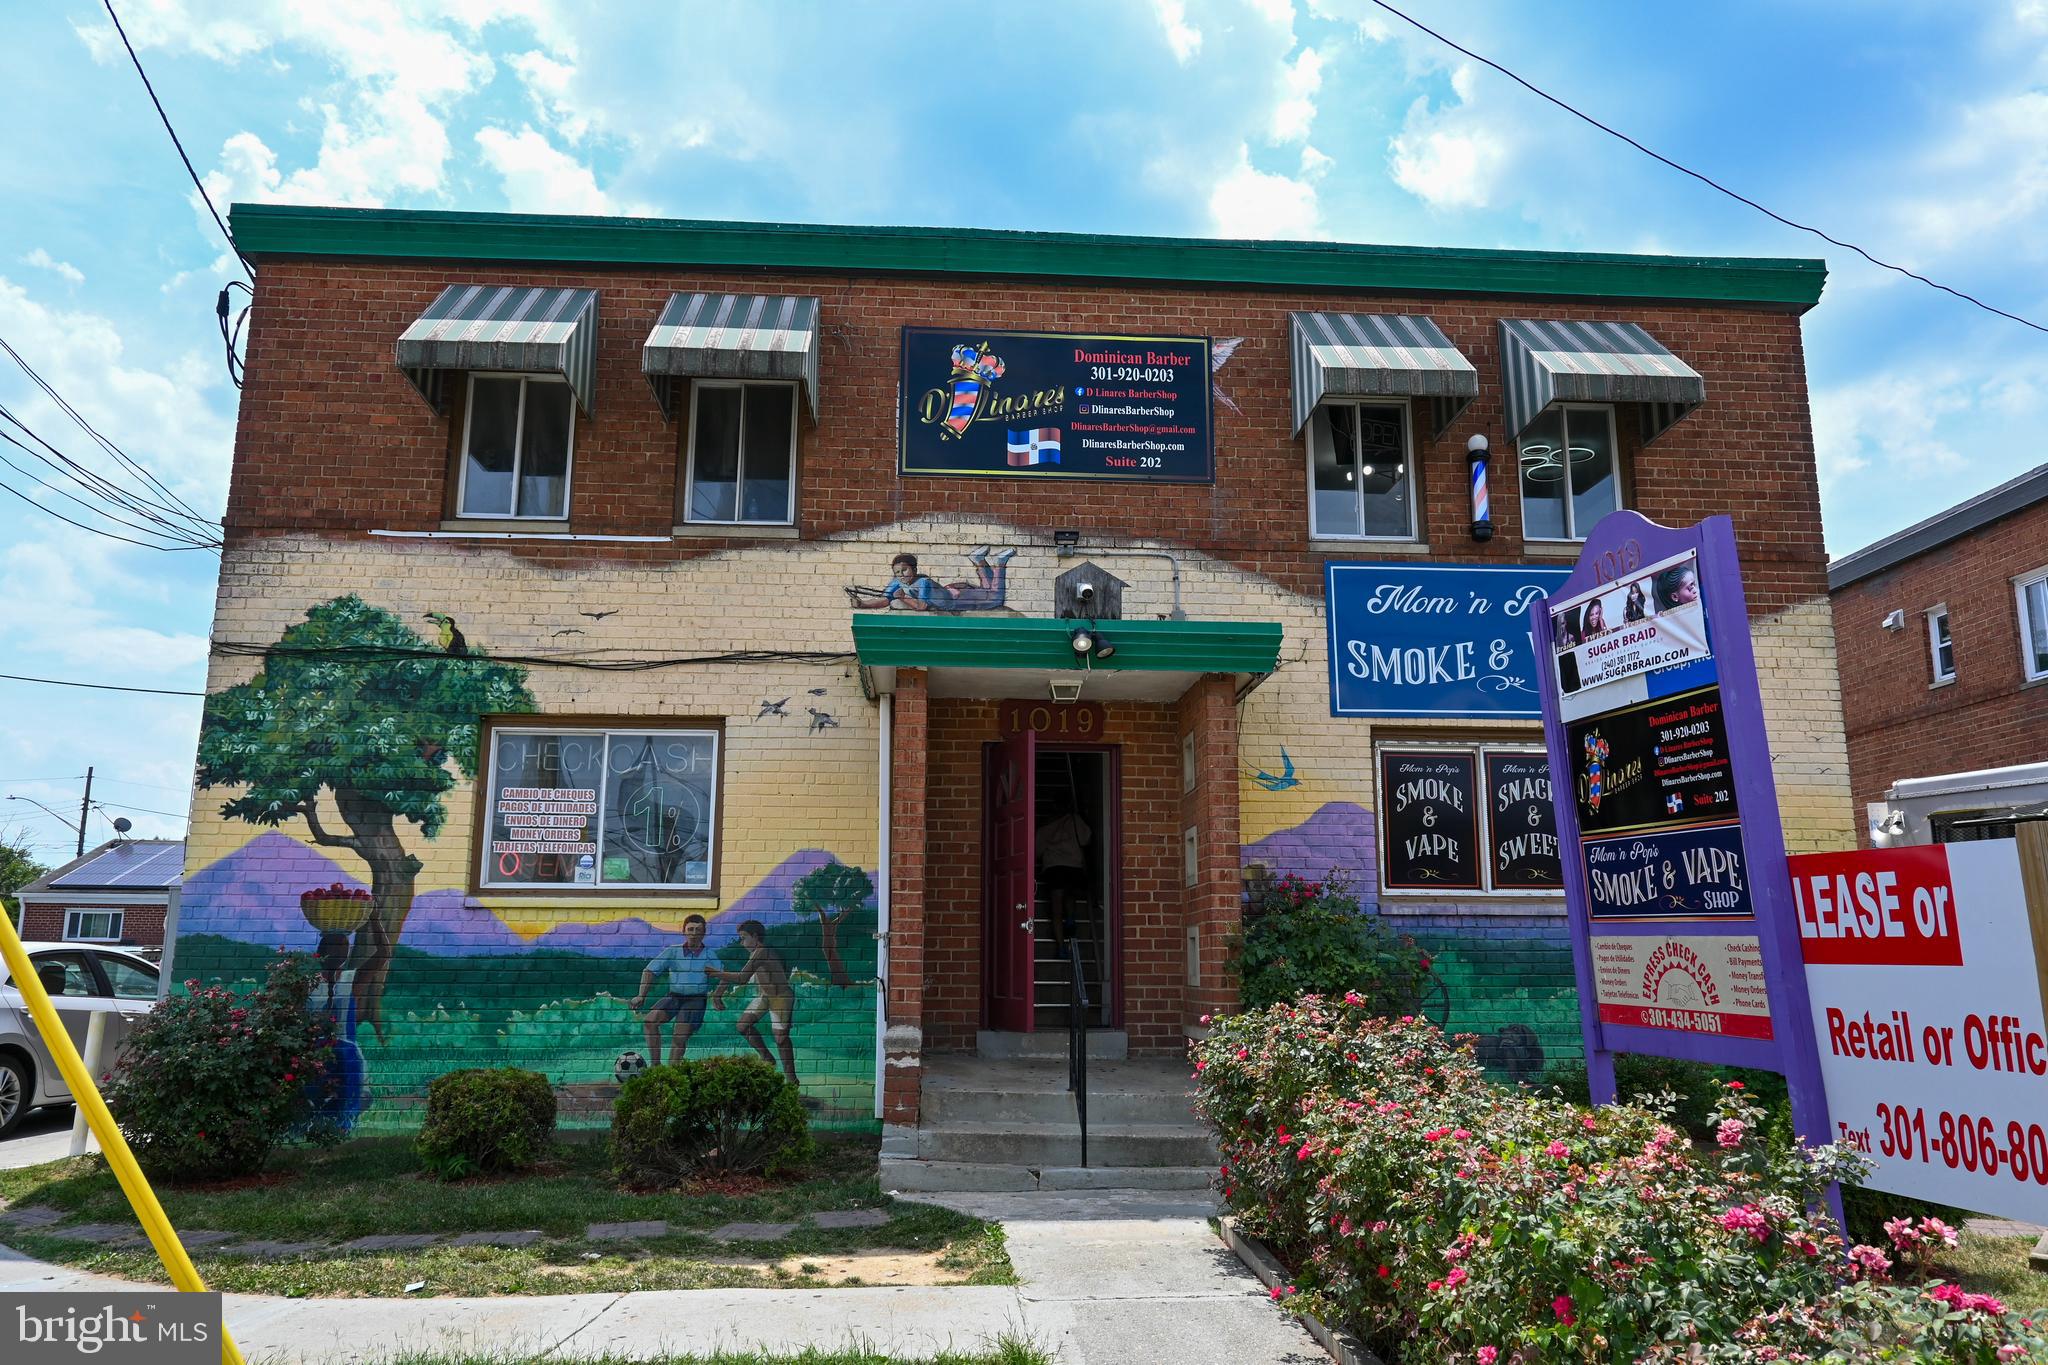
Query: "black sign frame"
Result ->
[[897, 326, 1215, 484], [1485, 751, 1564, 890]]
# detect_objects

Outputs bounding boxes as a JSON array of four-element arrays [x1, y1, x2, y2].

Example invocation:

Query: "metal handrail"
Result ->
[[1066, 934, 1089, 1168]]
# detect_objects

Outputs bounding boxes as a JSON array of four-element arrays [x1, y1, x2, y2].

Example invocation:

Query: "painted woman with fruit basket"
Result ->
[[300, 883, 379, 1132]]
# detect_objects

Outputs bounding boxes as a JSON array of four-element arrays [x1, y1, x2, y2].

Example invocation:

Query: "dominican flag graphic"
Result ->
[[1006, 428, 1063, 467], [1667, 793, 1686, 814]]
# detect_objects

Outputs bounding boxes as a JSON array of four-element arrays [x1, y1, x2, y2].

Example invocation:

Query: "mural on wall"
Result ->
[[845, 547, 1019, 613], [182, 593, 879, 1130]]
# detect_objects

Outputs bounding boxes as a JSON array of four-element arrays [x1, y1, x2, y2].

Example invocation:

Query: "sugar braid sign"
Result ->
[[1532, 512, 1836, 1165]]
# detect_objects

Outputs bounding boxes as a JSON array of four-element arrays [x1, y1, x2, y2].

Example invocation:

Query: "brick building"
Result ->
[[16, 839, 181, 950], [172, 204, 1853, 1175], [1828, 462, 2048, 846]]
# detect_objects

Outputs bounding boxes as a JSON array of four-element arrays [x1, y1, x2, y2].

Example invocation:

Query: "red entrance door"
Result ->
[[986, 727, 1037, 1032]]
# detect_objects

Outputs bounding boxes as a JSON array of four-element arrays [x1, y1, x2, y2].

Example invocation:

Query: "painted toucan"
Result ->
[[423, 612, 469, 656]]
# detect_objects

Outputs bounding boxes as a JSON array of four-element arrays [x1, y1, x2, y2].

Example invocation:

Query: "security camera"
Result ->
[[1075, 582, 1097, 604]]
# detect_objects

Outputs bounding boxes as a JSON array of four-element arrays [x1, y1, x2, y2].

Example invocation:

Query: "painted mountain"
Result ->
[[180, 832, 854, 959], [1242, 801, 1374, 887]]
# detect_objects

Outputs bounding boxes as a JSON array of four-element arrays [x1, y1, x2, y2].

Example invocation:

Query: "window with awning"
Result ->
[[1497, 318, 1705, 447], [397, 284, 599, 416], [643, 292, 821, 422], [1287, 312, 1478, 438]]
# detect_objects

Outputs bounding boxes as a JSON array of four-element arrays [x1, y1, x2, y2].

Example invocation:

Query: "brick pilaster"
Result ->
[[883, 668, 929, 1125], [1179, 673, 1243, 1031]]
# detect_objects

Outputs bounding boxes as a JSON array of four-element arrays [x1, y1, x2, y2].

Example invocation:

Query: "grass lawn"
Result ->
[[1934, 1232, 2048, 1318], [0, 1133, 1012, 1297]]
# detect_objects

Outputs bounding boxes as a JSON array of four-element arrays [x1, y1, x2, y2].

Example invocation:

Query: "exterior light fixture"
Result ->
[[1054, 529, 1081, 559], [1069, 626, 1095, 655], [1093, 636, 1116, 661], [1467, 434, 1494, 543], [1050, 679, 1084, 703]]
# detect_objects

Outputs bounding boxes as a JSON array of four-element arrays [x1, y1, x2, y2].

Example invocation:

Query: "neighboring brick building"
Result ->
[[172, 204, 1853, 1153], [1829, 462, 2048, 845], [16, 839, 182, 950]]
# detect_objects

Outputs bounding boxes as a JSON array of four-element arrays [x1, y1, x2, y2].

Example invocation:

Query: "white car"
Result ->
[[0, 942, 160, 1137]]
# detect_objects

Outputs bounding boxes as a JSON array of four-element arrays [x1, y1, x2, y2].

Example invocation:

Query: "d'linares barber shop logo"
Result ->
[[920, 340, 1066, 439]]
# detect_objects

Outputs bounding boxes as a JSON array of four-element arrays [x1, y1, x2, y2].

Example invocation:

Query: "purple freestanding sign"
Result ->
[[1533, 512, 1835, 1168]]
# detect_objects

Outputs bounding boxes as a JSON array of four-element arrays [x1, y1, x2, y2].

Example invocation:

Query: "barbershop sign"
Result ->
[[1325, 562, 1569, 718]]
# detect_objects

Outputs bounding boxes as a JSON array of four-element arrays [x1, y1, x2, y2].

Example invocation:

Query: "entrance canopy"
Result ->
[[1288, 311, 1478, 438], [852, 614, 1282, 701], [644, 291, 822, 421], [1499, 318, 1706, 447], [397, 284, 599, 415]]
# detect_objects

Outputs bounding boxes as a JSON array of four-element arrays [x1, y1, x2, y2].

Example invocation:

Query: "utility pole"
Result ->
[[76, 766, 93, 858]]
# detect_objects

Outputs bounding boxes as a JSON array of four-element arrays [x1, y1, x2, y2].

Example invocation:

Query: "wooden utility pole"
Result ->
[[76, 766, 92, 857]]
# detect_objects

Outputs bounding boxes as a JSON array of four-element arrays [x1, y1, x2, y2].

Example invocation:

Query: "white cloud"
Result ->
[[1208, 144, 1321, 238], [1153, 0, 1203, 62], [1890, 90, 2048, 260], [510, 49, 589, 142], [1299, 144, 1333, 180], [20, 250, 83, 286], [1269, 46, 1324, 142], [1810, 368, 1975, 491], [475, 126, 644, 216], [0, 534, 210, 677], [1387, 75, 1512, 210]]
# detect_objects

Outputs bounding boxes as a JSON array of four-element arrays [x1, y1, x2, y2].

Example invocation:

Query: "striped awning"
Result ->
[[1499, 319, 1705, 447], [643, 292, 821, 422], [397, 285, 599, 415], [1288, 312, 1478, 439]]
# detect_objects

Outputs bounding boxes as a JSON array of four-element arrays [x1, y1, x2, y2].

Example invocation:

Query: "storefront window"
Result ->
[[1377, 744, 1562, 898], [1518, 405, 1619, 541], [480, 724, 720, 891], [1309, 400, 1415, 539]]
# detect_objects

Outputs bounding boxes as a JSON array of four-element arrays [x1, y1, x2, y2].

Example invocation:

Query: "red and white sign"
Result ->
[[1794, 840, 2048, 1223], [1591, 933, 1775, 1039]]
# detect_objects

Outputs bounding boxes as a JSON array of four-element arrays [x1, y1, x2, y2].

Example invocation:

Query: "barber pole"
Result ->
[[1467, 434, 1493, 542]]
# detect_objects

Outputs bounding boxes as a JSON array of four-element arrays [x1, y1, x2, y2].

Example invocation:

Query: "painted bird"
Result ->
[[807, 707, 839, 733], [1251, 747, 1298, 791], [1210, 336, 1246, 415], [758, 697, 791, 719], [423, 612, 469, 655]]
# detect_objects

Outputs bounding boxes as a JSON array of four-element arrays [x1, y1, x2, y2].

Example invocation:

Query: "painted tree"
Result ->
[[790, 861, 874, 988], [196, 595, 536, 1038]]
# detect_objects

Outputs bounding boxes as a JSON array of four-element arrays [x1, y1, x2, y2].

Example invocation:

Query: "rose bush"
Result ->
[[1233, 870, 1434, 1013], [1192, 996, 2045, 1363], [105, 954, 338, 1181]]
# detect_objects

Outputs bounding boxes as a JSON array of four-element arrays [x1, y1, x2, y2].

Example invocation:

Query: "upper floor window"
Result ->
[[1927, 605, 1955, 684], [1308, 400, 1416, 540], [458, 374, 575, 519], [1517, 404, 1619, 542], [685, 381, 797, 525], [2018, 566, 2048, 683]]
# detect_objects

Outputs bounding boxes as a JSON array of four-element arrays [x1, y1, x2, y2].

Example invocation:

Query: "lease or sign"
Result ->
[[1326, 562, 1569, 718], [1794, 837, 2048, 1223], [898, 327, 1213, 483]]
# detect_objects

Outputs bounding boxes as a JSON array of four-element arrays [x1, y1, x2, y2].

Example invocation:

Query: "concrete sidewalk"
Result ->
[[0, 1190, 1322, 1364]]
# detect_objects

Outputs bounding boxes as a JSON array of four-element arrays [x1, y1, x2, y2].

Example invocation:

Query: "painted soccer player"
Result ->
[[709, 920, 801, 1086], [630, 914, 713, 1065]]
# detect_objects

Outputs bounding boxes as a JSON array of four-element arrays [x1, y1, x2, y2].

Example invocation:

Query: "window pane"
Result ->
[[739, 386, 795, 522], [2027, 579, 2048, 675], [98, 955, 157, 999], [1309, 405, 1362, 537], [1932, 612, 1953, 679], [20, 954, 98, 996], [483, 730, 607, 886], [1566, 409, 1618, 537], [461, 377, 522, 515], [516, 381, 574, 518], [1355, 404, 1413, 538], [1517, 407, 1569, 540], [601, 732, 717, 887], [689, 387, 742, 522]]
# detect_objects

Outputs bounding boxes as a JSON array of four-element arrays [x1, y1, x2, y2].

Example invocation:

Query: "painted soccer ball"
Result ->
[[613, 1050, 649, 1084]]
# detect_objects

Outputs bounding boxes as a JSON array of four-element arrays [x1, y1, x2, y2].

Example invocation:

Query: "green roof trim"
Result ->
[[230, 204, 1826, 310], [850, 614, 1282, 675]]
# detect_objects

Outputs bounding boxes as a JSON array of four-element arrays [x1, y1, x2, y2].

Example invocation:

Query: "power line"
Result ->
[[0, 671, 205, 698], [101, 0, 252, 282], [95, 799, 189, 821], [1364, 0, 2048, 335]]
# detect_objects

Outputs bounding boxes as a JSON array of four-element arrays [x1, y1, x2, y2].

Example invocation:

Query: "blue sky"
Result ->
[[2, 0, 2045, 866]]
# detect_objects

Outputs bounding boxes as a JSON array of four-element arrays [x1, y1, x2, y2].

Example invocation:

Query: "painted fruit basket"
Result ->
[[300, 883, 374, 934]]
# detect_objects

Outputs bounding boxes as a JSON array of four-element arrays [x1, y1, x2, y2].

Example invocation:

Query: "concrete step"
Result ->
[[911, 1121, 1218, 1168], [880, 1157, 1215, 1193], [921, 1060, 1197, 1127], [978, 1028, 1127, 1061]]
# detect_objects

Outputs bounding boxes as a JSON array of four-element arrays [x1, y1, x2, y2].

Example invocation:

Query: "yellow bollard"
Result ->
[[0, 912, 245, 1365]]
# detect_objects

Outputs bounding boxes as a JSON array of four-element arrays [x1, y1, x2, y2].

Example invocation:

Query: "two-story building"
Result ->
[[172, 204, 1853, 1180]]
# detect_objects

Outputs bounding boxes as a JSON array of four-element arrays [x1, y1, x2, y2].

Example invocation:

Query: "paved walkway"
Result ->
[[0, 1190, 1322, 1364]]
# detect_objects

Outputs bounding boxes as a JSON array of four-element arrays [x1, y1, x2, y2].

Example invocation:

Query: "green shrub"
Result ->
[[105, 954, 338, 1182], [1541, 1052, 1790, 1140], [1232, 870, 1432, 1012], [611, 1056, 813, 1188], [414, 1066, 557, 1180]]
